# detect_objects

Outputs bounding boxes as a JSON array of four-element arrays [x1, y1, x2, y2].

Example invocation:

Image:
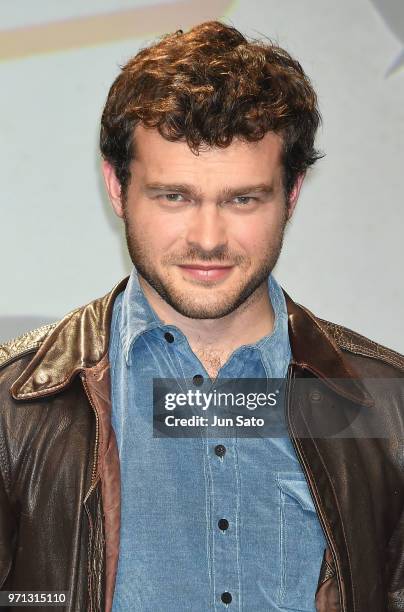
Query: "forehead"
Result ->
[[131, 124, 284, 181]]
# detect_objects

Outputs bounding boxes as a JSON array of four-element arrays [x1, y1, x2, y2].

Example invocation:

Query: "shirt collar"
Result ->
[[255, 274, 291, 378], [119, 267, 163, 364], [119, 266, 290, 370]]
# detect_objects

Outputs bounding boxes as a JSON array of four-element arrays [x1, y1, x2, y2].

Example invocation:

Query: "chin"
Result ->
[[172, 298, 238, 320]]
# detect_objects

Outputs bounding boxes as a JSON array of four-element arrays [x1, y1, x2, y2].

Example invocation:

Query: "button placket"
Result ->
[[209, 438, 240, 610]]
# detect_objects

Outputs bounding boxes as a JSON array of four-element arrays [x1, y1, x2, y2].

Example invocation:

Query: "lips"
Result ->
[[178, 264, 233, 281]]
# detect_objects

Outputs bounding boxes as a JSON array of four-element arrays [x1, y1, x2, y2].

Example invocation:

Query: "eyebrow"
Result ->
[[143, 182, 274, 200]]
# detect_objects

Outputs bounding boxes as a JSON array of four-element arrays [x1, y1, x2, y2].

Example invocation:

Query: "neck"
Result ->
[[138, 276, 275, 354]]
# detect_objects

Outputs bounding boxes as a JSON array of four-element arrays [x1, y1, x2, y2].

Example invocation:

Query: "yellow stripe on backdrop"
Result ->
[[0, 0, 235, 61]]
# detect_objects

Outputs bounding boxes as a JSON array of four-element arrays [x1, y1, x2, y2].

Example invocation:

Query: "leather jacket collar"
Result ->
[[10, 275, 373, 408]]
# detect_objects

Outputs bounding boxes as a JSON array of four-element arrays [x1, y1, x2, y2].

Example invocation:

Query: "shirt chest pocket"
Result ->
[[276, 476, 326, 612]]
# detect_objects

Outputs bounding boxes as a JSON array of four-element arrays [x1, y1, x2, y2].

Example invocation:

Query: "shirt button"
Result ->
[[192, 374, 204, 386], [214, 444, 226, 457], [164, 332, 174, 343], [218, 518, 229, 531], [221, 592, 232, 604]]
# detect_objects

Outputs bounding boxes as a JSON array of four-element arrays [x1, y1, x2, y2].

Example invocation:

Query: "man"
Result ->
[[0, 19, 403, 612]]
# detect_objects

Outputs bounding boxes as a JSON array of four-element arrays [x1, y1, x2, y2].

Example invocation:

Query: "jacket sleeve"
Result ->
[[387, 502, 404, 610], [0, 464, 15, 589]]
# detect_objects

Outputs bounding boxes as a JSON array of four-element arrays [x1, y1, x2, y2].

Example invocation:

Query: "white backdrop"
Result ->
[[1, 0, 403, 351]]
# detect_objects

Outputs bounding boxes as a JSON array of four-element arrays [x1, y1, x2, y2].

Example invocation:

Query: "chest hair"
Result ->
[[192, 346, 227, 380]]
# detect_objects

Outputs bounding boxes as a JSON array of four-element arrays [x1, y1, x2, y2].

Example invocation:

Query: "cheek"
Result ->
[[230, 212, 283, 249], [135, 209, 184, 249]]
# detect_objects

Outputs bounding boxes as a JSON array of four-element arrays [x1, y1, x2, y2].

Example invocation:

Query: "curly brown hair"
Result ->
[[100, 21, 322, 202]]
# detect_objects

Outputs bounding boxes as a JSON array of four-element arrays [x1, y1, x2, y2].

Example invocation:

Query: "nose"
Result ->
[[185, 203, 228, 253]]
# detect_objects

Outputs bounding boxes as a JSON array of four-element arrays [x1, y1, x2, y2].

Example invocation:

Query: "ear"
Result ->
[[101, 160, 124, 218], [286, 173, 305, 220]]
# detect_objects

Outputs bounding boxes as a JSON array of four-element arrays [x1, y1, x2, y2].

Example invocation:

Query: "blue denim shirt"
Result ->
[[109, 267, 327, 611]]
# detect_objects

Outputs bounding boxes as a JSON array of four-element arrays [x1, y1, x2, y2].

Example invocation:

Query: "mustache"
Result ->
[[164, 246, 246, 265]]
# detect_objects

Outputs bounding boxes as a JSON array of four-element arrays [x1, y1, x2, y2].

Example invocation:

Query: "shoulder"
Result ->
[[0, 278, 129, 374], [316, 316, 404, 373], [0, 323, 57, 370], [0, 277, 129, 396], [0, 299, 85, 376]]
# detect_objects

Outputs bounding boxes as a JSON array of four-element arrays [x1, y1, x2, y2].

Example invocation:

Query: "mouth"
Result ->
[[178, 264, 234, 282]]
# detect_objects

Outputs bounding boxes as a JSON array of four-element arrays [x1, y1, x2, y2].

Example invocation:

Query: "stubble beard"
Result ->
[[122, 209, 288, 320]]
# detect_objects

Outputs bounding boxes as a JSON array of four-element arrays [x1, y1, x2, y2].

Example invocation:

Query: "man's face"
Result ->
[[104, 125, 302, 320]]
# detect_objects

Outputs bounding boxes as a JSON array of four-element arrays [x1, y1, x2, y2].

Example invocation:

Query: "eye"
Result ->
[[232, 196, 257, 206], [162, 193, 187, 203]]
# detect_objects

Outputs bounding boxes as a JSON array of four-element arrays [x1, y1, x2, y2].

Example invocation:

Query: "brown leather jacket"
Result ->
[[1, 276, 404, 612]]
